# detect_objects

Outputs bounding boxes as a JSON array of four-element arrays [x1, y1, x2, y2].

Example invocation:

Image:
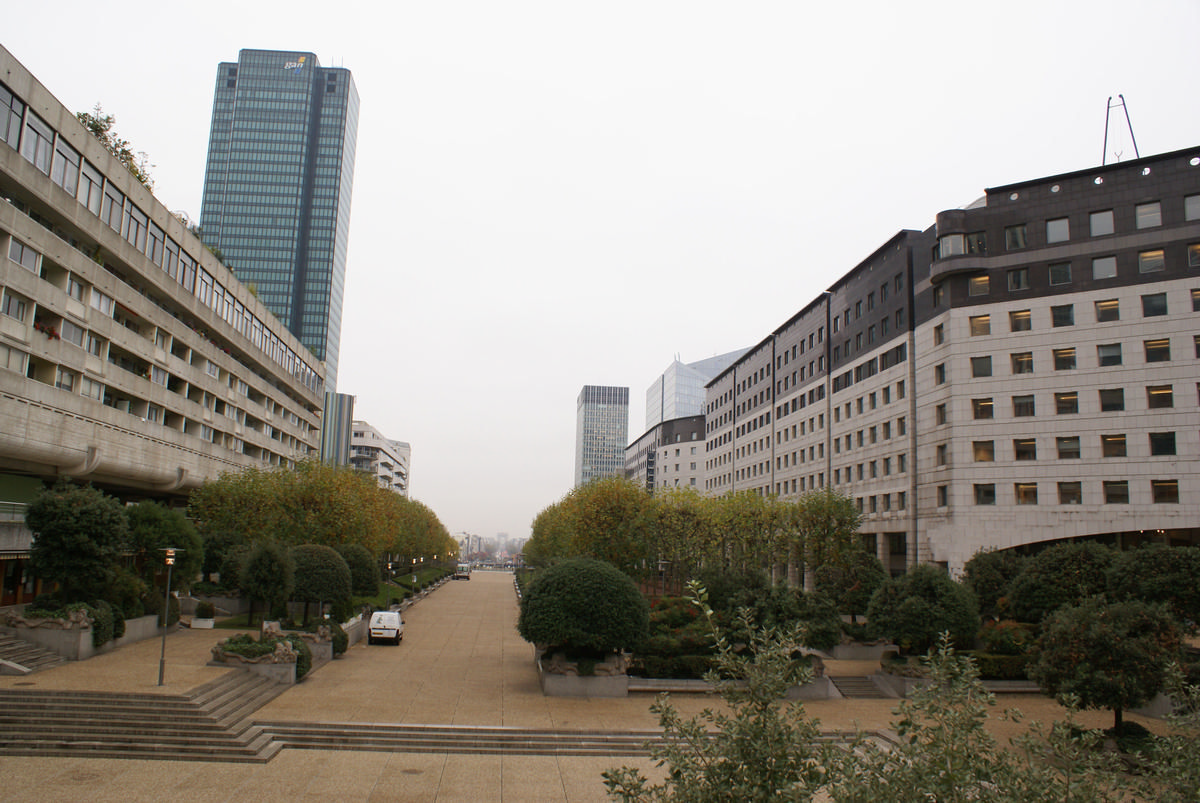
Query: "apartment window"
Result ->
[[1188, 194, 1200, 221], [970, 357, 991, 378], [1103, 481, 1129, 504], [1055, 392, 1078, 414], [936, 444, 948, 466], [1012, 395, 1035, 417], [1092, 256, 1117, 280], [1097, 343, 1122, 366], [1135, 201, 1162, 229], [1149, 432, 1176, 456], [55, 367, 76, 392], [1139, 250, 1165, 274], [1, 291, 28, 321], [1053, 348, 1076, 371], [1010, 352, 1033, 374], [1009, 310, 1031, 331], [972, 441, 994, 462], [1146, 385, 1173, 408], [974, 484, 996, 505], [1050, 305, 1074, 327], [1144, 338, 1170, 362], [1141, 293, 1167, 317], [969, 315, 990, 336], [1058, 482, 1083, 505], [898, 417, 905, 436], [935, 403, 947, 425], [936, 485, 948, 507], [1047, 217, 1070, 243], [1099, 388, 1124, 412], [1048, 262, 1072, 285], [21, 111, 53, 173], [1004, 224, 1027, 250], [1190, 244, 1200, 269], [960, 398, 988, 422], [67, 276, 85, 301], [79, 377, 103, 401], [897, 381, 905, 399], [935, 363, 946, 384], [1152, 479, 1179, 504], [1013, 439, 1037, 461], [1194, 289, 1200, 311], [898, 454, 907, 473], [933, 324, 944, 345], [90, 289, 115, 317], [1057, 436, 1081, 459], [1015, 483, 1038, 505], [1089, 209, 1114, 236], [59, 319, 84, 347], [86, 334, 105, 357], [1007, 268, 1030, 291], [8, 239, 39, 273], [968, 276, 989, 296], [1095, 299, 1120, 322], [1101, 434, 1127, 458]]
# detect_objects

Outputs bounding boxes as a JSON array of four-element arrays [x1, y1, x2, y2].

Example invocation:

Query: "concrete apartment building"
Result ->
[[350, 420, 410, 496], [625, 414, 705, 493], [706, 147, 1200, 575], [0, 46, 325, 604]]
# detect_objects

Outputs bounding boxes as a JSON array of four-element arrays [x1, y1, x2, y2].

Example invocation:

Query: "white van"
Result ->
[[368, 610, 403, 645], [454, 563, 472, 580]]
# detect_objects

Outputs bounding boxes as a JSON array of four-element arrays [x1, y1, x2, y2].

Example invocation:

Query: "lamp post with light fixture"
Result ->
[[157, 547, 182, 686]]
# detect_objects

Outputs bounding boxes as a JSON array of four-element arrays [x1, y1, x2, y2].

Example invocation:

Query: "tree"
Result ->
[[1106, 544, 1200, 630], [792, 487, 862, 589], [813, 546, 887, 622], [517, 558, 649, 656], [1029, 597, 1181, 732], [336, 543, 380, 597], [568, 477, 655, 576], [963, 548, 1027, 619], [125, 501, 203, 592], [289, 544, 352, 625], [26, 480, 129, 601], [76, 104, 153, 189], [604, 582, 836, 802], [239, 540, 294, 626], [866, 564, 979, 654], [1006, 541, 1113, 623]]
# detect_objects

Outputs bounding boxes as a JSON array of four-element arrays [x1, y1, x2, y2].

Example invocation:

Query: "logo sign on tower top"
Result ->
[[284, 56, 307, 73]]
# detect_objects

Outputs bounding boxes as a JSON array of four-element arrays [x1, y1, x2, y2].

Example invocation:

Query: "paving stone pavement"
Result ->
[[0, 571, 1155, 802]]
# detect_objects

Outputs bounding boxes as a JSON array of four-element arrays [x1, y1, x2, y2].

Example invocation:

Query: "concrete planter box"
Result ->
[[209, 647, 297, 685], [115, 614, 165, 646], [785, 676, 837, 700], [344, 616, 367, 649], [188, 594, 249, 616], [831, 643, 898, 661], [873, 672, 929, 698], [538, 658, 629, 697], [190, 618, 215, 629]]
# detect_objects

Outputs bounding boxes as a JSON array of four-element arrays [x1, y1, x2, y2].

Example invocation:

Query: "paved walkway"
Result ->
[[0, 571, 1155, 802]]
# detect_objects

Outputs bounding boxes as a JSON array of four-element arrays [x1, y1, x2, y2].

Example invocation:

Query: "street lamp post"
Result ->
[[157, 547, 181, 687]]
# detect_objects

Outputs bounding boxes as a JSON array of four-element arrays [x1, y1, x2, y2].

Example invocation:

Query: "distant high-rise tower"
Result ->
[[575, 385, 629, 487], [200, 49, 359, 388]]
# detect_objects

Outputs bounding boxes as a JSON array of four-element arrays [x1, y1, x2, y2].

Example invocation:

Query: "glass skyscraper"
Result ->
[[200, 49, 358, 388], [574, 385, 630, 487]]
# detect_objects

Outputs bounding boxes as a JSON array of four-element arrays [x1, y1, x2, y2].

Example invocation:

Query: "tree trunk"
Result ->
[[1114, 707, 1123, 733]]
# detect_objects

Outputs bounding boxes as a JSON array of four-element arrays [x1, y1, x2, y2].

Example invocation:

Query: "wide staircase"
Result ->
[[829, 676, 890, 699], [0, 669, 289, 762], [0, 632, 68, 675]]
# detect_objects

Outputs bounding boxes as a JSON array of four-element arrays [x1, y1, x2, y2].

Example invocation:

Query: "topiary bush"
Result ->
[[194, 601, 216, 619], [329, 622, 349, 657], [866, 564, 979, 654], [335, 543, 380, 597], [518, 558, 649, 658], [1006, 541, 1113, 624]]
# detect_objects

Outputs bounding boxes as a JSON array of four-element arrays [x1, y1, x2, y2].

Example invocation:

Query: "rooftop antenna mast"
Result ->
[[1102, 95, 1139, 165]]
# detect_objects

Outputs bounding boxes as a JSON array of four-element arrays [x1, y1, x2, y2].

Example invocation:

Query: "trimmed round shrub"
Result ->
[[1006, 541, 1113, 624], [290, 544, 352, 609], [866, 564, 979, 654], [335, 543, 380, 597], [518, 558, 649, 656], [329, 622, 349, 657], [287, 633, 313, 679], [194, 601, 216, 619]]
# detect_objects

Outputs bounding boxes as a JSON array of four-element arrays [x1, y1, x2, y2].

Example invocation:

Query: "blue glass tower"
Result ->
[[200, 49, 358, 388]]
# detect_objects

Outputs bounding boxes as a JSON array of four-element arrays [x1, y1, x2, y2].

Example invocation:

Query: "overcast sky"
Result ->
[[6, 1, 1199, 542]]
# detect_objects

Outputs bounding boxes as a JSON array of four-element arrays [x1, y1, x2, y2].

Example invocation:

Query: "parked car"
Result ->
[[454, 563, 472, 580], [368, 610, 404, 645]]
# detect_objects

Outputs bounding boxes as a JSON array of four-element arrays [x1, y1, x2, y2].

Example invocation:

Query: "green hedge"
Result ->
[[967, 651, 1029, 680]]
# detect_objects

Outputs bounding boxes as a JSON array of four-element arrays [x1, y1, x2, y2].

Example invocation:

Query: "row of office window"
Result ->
[[946, 480, 1182, 506], [966, 292, 1187, 337], [958, 384, 1182, 420], [964, 432, 1180, 462]]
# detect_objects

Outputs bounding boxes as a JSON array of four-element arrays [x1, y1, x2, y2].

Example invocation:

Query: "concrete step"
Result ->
[[0, 633, 68, 674], [258, 721, 663, 757], [829, 676, 890, 699], [0, 668, 287, 763]]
